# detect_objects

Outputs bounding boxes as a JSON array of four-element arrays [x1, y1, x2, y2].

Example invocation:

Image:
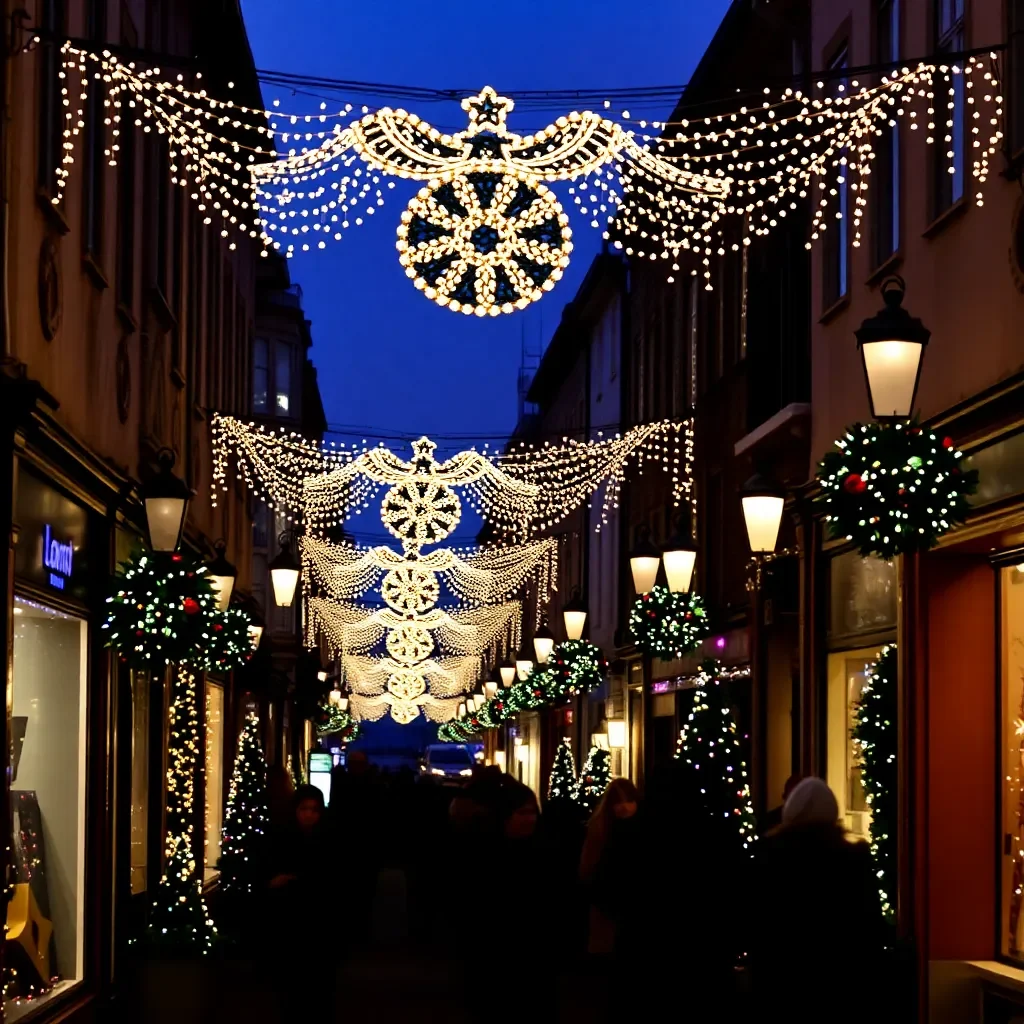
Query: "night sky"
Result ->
[[240, 0, 731, 749]]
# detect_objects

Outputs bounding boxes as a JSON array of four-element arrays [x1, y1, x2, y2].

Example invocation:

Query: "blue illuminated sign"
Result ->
[[42, 524, 73, 590]]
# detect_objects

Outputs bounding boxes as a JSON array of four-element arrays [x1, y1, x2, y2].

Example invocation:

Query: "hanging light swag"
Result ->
[[51, 45, 1003, 315], [816, 422, 979, 560]]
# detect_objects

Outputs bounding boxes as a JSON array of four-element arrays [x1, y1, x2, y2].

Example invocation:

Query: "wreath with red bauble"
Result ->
[[816, 421, 979, 559], [629, 585, 709, 660]]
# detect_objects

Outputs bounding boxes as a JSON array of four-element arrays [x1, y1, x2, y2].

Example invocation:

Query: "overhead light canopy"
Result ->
[[532, 620, 555, 665], [855, 275, 930, 422], [562, 587, 587, 641], [662, 513, 697, 594], [629, 526, 661, 595], [741, 473, 786, 555], [269, 534, 300, 607], [142, 448, 192, 552]]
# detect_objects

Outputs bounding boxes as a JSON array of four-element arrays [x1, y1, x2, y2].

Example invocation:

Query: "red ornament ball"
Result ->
[[171, 554, 183, 563], [942, 436, 955, 449], [843, 473, 867, 495], [182, 597, 200, 616], [213, 623, 223, 632]]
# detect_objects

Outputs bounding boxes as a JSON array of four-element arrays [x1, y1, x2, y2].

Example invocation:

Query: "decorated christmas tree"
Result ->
[[852, 645, 897, 918], [219, 711, 268, 895], [548, 738, 577, 803], [147, 666, 216, 952], [675, 660, 757, 854], [574, 746, 611, 814]]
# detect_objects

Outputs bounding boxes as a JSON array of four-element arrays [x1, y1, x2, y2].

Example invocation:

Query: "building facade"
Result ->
[[0, 2, 270, 1019]]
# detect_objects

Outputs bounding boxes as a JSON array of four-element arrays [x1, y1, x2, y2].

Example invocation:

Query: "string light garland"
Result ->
[[219, 712, 268, 896], [675, 660, 757, 854], [52, 45, 1003, 309], [573, 747, 611, 813], [816, 422, 979, 559], [852, 645, 897, 919], [629, 586, 709, 660]]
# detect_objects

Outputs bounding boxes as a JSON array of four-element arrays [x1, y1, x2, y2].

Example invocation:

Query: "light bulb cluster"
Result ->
[[629, 586, 710, 660], [675, 661, 757, 853], [219, 711, 268, 896], [548, 738, 577, 801], [53, 49, 1003, 311]]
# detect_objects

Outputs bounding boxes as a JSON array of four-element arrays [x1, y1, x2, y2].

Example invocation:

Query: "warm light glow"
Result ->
[[484, 681, 499, 699], [861, 340, 925, 420], [208, 574, 235, 612], [591, 732, 609, 750], [607, 720, 626, 749], [145, 496, 188, 552], [328, 689, 344, 708], [533, 635, 555, 665], [629, 555, 660, 594], [563, 609, 587, 641], [494, 750, 507, 771], [500, 665, 516, 687], [662, 549, 696, 593], [515, 657, 534, 681], [247, 623, 263, 650], [741, 495, 784, 555], [270, 565, 300, 607], [317, 670, 328, 683], [515, 743, 529, 764]]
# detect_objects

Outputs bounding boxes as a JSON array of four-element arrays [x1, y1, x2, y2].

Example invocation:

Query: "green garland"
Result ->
[[816, 421, 978, 559], [313, 702, 362, 743], [852, 645, 897, 919], [436, 640, 606, 742], [104, 550, 252, 672], [629, 585, 709, 659]]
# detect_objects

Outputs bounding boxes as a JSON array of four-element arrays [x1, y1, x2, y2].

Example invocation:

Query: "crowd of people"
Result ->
[[236, 751, 894, 1022]]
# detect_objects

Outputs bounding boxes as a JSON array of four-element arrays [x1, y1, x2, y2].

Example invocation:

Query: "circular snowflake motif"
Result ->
[[385, 622, 434, 666], [382, 480, 461, 547], [396, 171, 573, 316], [387, 669, 427, 702], [390, 700, 421, 726], [381, 566, 440, 614]]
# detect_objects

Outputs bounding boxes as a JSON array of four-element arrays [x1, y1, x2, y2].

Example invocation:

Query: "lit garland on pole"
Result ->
[[219, 712, 268, 896], [816, 422, 978, 559], [312, 702, 362, 744], [852, 645, 897, 919], [52, 47, 1003, 311], [629, 585, 709, 659], [548, 739, 577, 803], [675, 660, 757, 854], [574, 747, 611, 813]]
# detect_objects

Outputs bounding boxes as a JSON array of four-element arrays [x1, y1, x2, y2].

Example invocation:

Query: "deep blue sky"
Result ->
[[241, 0, 731, 443], [240, 0, 731, 750]]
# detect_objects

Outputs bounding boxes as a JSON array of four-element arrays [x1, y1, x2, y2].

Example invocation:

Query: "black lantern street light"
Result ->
[[269, 532, 300, 608], [514, 640, 535, 682], [142, 448, 192, 552], [662, 512, 697, 594], [532, 619, 555, 665], [740, 472, 787, 556], [499, 657, 516, 688], [562, 587, 588, 641], [628, 526, 661, 594], [207, 539, 237, 612], [855, 275, 930, 422]]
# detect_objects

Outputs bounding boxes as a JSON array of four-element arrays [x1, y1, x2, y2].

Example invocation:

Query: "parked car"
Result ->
[[420, 744, 475, 781]]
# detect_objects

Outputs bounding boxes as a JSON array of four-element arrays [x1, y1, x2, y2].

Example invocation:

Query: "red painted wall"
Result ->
[[924, 554, 996, 960]]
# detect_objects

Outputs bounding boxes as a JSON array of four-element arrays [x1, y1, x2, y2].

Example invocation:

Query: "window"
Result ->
[[37, 0, 65, 197], [204, 681, 225, 883], [1001, 565, 1024, 960], [130, 671, 149, 895], [829, 550, 897, 638], [8, 596, 87, 1016], [275, 345, 292, 416], [823, 45, 850, 307], [874, 0, 900, 265], [934, 0, 966, 214]]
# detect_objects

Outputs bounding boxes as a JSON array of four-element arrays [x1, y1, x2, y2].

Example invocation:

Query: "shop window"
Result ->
[[829, 550, 897, 639], [933, 0, 966, 214], [204, 681, 225, 883], [967, 431, 1024, 507], [827, 647, 881, 838], [1000, 564, 1024, 961], [7, 596, 87, 1017], [130, 671, 150, 895]]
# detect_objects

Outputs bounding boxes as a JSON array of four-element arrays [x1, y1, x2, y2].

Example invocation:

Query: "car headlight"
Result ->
[[459, 768, 472, 776], [431, 768, 445, 776]]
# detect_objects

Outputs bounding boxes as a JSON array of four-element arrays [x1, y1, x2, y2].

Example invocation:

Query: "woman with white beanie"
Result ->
[[746, 777, 886, 1023]]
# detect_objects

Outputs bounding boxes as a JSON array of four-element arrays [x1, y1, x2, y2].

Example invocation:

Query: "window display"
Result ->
[[6, 596, 88, 1020], [1001, 564, 1024, 961], [205, 681, 225, 882]]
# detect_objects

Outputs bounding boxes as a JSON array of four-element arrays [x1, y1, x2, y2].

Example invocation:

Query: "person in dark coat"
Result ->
[[747, 777, 886, 1024]]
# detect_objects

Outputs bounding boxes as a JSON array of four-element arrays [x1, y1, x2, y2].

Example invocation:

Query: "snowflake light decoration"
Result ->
[[385, 622, 435, 666], [381, 566, 440, 615], [381, 480, 462, 546]]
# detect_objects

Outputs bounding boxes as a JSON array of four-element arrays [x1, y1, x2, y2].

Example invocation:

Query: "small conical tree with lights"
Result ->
[[852, 645, 897, 919], [675, 660, 757, 855], [219, 711, 268, 895], [548, 738, 577, 804], [574, 747, 611, 814]]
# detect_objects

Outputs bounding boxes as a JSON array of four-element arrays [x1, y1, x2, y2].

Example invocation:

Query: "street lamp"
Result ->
[[247, 622, 264, 651], [515, 641, 534, 681], [607, 720, 627, 749], [483, 680, 499, 700], [562, 587, 587, 641], [629, 526, 661, 594], [207, 540, 237, 611], [499, 658, 516, 687], [662, 512, 697, 594], [532, 619, 555, 665], [269, 532, 300, 607], [741, 473, 786, 555], [142, 448, 191, 552], [855, 275, 930, 422]]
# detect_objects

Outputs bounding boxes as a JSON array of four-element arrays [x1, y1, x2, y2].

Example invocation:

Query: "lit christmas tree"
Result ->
[[852, 645, 897, 918], [219, 711, 268, 895], [548, 738, 577, 803], [574, 747, 611, 814], [675, 660, 757, 854], [147, 666, 216, 952]]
